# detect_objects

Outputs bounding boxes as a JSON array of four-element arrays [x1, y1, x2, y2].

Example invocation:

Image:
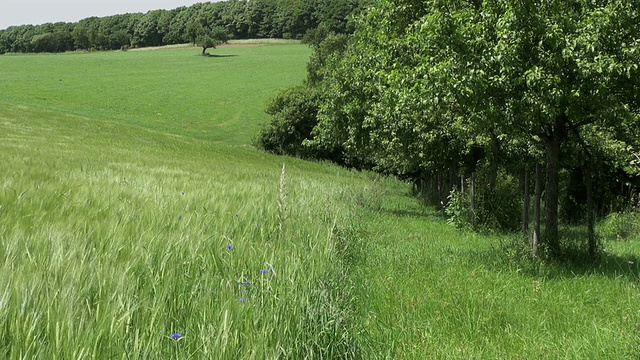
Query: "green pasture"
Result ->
[[0, 44, 639, 358], [0, 43, 311, 145]]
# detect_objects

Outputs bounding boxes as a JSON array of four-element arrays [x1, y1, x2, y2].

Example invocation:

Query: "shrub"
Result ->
[[445, 189, 473, 230], [255, 85, 343, 162], [446, 170, 521, 233], [254, 85, 319, 157]]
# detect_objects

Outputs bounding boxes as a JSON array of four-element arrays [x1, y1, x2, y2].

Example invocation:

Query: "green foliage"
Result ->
[[445, 189, 473, 230], [0, 0, 362, 54], [312, 0, 640, 249], [30, 31, 73, 53], [132, 10, 172, 47], [254, 85, 324, 158], [446, 171, 521, 233], [192, 24, 229, 54], [306, 33, 348, 85]]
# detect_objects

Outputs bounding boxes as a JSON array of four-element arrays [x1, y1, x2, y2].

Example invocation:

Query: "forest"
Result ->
[[256, 0, 640, 258], [0, 0, 362, 53]]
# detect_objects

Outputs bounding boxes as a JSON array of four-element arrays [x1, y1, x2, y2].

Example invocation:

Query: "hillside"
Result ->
[[0, 44, 639, 358]]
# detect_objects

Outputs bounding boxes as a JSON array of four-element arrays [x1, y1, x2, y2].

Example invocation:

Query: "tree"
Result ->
[[188, 21, 229, 55], [31, 31, 73, 53], [313, 0, 640, 256], [132, 10, 171, 47]]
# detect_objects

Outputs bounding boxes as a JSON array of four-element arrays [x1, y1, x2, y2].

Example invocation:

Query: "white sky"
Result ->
[[1, 1, 218, 30]]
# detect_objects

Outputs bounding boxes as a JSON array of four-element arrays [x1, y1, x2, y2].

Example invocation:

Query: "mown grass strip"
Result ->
[[352, 187, 640, 359]]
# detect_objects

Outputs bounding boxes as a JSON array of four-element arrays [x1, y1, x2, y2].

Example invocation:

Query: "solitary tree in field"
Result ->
[[196, 27, 229, 55], [187, 20, 229, 55]]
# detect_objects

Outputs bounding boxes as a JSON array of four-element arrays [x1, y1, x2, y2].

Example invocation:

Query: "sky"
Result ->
[[0, 0, 218, 30]]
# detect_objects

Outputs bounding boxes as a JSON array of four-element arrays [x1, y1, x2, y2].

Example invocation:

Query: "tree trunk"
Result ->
[[586, 163, 597, 256], [489, 131, 500, 193], [437, 171, 446, 215], [470, 171, 476, 225], [544, 137, 561, 256], [522, 168, 530, 234], [533, 163, 542, 258], [202, 46, 207, 55]]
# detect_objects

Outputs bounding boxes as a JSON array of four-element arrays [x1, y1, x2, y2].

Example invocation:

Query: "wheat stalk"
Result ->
[[277, 163, 288, 237]]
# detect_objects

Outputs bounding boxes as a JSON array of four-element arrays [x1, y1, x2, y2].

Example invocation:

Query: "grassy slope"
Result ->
[[0, 44, 364, 358], [0, 102, 367, 358], [0, 44, 310, 145], [1, 44, 639, 358]]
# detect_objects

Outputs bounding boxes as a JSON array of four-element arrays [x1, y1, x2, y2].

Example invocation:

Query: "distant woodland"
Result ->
[[0, 0, 362, 53]]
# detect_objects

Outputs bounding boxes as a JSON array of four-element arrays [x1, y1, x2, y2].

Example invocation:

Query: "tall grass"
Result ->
[[0, 104, 362, 358]]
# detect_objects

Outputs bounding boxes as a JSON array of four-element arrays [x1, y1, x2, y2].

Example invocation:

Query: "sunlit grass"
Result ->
[[1, 43, 639, 359], [0, 43, 311, 145], [0, 104, 363, 358]]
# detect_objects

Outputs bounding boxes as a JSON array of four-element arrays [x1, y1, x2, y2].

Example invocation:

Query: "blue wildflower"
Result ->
[[170, 333, 182, 340], [178, 215, 183, 219], [260, 269, 268, 274], [226, 244, 233, 250], [241, 281, 249, 285], [238, 297, 246, 302]]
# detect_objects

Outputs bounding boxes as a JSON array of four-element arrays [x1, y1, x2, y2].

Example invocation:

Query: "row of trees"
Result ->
[[0, 0, 361, 53], [257, 0, 640, 257]]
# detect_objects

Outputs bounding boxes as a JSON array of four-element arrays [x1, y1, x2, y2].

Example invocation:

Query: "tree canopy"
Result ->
[[258, 0, 640, 256]]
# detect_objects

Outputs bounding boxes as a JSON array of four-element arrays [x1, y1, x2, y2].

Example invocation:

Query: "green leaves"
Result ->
[[310, 0, 640, 243], [194, 26, 228, 54]]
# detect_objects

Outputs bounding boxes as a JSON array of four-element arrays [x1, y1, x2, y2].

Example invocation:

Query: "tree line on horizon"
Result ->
[[256, 0, 640, 258], [0, 0, 362, 54]]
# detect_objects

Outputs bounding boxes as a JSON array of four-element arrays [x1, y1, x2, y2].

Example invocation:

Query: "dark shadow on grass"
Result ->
[[380, 207, 430, 218], [377, 204, 444, 220], [467, 233, 640, 283], [554, 247, 640, 281], [201, 53, 237, 58]]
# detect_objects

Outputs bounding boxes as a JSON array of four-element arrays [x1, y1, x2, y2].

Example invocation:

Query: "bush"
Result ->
[[254, 85, 319, 157], [255, 85, 343, 162], [445, 189, 473, 230], [445, 170, 521, 233]]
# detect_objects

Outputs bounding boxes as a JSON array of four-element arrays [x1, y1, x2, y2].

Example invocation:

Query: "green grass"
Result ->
[[0, 102, 365, 358], [0, 43, 311, 145], [353, 189, 640, 359], [1, 43, 640, 359]]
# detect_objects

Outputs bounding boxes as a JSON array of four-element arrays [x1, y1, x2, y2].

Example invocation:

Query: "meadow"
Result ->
[[0, 43, 639, 358]]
